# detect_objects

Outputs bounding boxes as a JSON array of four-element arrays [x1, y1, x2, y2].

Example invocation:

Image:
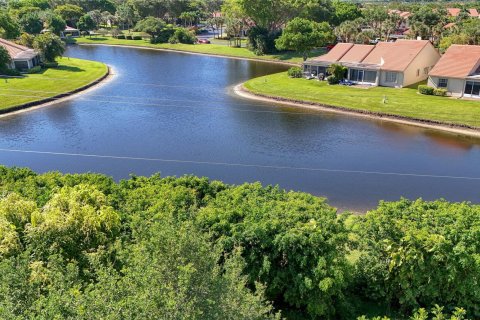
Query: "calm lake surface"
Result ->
[[1, 45, 479, 211]]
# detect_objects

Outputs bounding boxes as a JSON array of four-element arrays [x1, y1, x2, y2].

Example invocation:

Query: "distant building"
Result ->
[[61, 26, 80, 38], [303, 40, 441, 88], [447, 8, 479, 18], [428, 45, 480, 98], [0, 38, 40, 71]]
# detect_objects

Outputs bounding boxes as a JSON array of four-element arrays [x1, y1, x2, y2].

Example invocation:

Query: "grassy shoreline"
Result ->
[[75, 36, 324, 64], [243, 72, 480, 129], [0, 57, 108, 112]]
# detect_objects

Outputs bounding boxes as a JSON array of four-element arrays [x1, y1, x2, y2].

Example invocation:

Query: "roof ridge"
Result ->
[[0, 38, 31, 52]]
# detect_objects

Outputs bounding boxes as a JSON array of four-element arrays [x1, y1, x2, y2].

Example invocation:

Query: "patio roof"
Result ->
[[0, 38, 38, 60]]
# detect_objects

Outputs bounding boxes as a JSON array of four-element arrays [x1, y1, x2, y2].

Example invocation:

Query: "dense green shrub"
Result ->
[[418, 85, 434, 95], [26, 66, 42, 74], [354, 199, 480, 316], [327, 75, 339, 85], [0, 68, 21, 76], [247, 26, 281, 55], [116, 35, 125, 39], [168, 27, 196, 44], [42, 61, 59, 68], [133, 35, 142, 40], [287, 66, 303, 78], [126, 35, 133, 40], [433, 88, 447, 96]]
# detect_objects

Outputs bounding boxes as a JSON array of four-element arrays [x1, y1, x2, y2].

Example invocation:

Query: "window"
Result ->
[[465, 81, 480, 97], [416, 69, 420, 77], [424, 67, 429, 75], [438, 78, 448, 88], [385, 72, 397, 83]]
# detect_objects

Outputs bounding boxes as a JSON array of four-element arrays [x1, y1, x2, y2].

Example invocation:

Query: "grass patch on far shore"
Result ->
[[0, 57, 108, 112], [244, 72, 480, 128], [75, 36, 324, 64]]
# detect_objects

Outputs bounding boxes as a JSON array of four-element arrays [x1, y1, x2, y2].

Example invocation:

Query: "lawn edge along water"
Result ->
[[239, 73, 480, 138], [75, 37, 312, 65], [0, 57, 109, 115]]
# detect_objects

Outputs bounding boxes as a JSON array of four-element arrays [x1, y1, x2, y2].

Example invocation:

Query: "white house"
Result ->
[[304, 40, 441, 88], [428, 45, 480, 98], [0, 38, 40, 71]]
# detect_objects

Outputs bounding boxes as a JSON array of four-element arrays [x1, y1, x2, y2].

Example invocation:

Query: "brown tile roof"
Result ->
[[447, 8, 461, 16], [443, 22, 456, 29], [311, 43, 353, 63], [429, 45, 480, 78], [339, 44, 375, 63], [362, 40, 432, 72], [469, 8, 479, 17], [0, 38, 37, 60]]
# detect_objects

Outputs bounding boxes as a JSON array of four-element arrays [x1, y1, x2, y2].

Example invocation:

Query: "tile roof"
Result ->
[[307, 40, 436, 72], [447, 8, 461, 16], [443, 22, 456, 29], [311, 43, 353, 63], [338, 44, 375, 63], [469, 8, 479, 17], [429, 45, 480, 78], [0, 38, 38, 60]]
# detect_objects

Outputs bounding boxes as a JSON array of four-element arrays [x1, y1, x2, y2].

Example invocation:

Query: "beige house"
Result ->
[[0, 38, 40, 71], [428, 45, 480, 98], [304, 40, 441, 88]]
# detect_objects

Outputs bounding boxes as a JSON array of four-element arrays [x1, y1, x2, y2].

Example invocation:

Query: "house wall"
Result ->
[[429, 76, 465, 96], [402, 43, 441, 87], [379, 71, 404, 87]]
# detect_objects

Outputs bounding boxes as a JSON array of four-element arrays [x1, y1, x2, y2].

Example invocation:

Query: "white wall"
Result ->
[[429, 76, 465, 97], [403, 43, 441, 87]]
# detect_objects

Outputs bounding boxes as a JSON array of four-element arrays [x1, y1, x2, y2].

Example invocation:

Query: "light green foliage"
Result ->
[[355, 199, 480, 316], [275, 18, 334, 61], [134, 16, 166, 39], [77, 13, 95, 31], [53, 4, 84, 26], [0, 10, 21, 38], [196, 183, 352, 318], [18, 11, 43, 34]]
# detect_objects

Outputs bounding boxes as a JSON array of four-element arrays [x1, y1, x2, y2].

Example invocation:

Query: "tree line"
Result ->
[[0, 166, 478, 319]]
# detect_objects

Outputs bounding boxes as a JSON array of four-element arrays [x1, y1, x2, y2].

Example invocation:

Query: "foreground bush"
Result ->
[[0, 166, 477, 319], [287, 66, 303, 78], [354, 199, 480, 317], [418, 85, 434, 95]]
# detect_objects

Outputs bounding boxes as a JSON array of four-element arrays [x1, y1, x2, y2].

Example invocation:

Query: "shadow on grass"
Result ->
[[276, 48, 327, 61], [55, 65, 85, 72], [85, 37, 109, 41]]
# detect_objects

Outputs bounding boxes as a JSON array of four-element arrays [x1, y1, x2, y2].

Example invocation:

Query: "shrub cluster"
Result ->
[[434, 88, 447, 96], [115, 34, 125, 39], [26, 65, 42, 74], [287, 66, 303, 78], [418, 85, 434, 95], [0, 166, 478, 319], [327, 75, 339, 84]]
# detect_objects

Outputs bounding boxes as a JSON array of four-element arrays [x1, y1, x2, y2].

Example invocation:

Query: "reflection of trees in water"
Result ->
[[375, 121, 477, 152]]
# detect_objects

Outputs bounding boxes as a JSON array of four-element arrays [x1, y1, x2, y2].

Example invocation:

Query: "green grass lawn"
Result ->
[[75, 36, 325, 64], [0, 57, 108, 112], [244, 72, 480, 128]]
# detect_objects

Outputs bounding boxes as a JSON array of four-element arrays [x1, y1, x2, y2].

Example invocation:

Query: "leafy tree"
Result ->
[[355, 199, 480, 316], [0, 46, 10, 72], [18, 12, 43, 34], [237, 0, 302, 32], [134, 16, 166, 42], [222, 0, 246, 47], [335, 18, 362, 43], [115, 1, 138, 30], [168, 27, 196, 44], [276, 18, 334, 61], [45, 13, 66, 35], [54, 4, 84, 27], [0, 10, 21, 38], [77, 14, 96, 32], [439, 34, 469, 52], [33, 33, 65, 62], [247, 26, 280, 55], [195, 183, 352, 318], [331, 0, 362, 26]]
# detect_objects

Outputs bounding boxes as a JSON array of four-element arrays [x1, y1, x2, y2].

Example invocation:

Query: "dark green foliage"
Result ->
[[18, 12, 43, 34], [77, 14, 96, 32], [169, 27, 196, 44], [0, 11, 21, 38], [247, 26, 281, 55], [45, 13, 66, 35], [0, 46, 10, 71], [196, 183, 352, 318], [418, 85, 434, 95], [354, 199, 480, 317], [287, 66, 303, 78]]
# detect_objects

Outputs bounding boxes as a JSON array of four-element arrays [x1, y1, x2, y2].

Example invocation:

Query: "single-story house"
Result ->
[[428, 45, 480, 98], [0, 38, 40, 71], [61, 26, 80, 38], [304, 40, 441, 88]]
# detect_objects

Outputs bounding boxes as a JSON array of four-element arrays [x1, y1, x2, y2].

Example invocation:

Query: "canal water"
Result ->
[[0, 45, 479, 211]]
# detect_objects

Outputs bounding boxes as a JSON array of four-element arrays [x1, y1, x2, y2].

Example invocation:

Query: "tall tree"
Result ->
[[276, 18, 334, 60]]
